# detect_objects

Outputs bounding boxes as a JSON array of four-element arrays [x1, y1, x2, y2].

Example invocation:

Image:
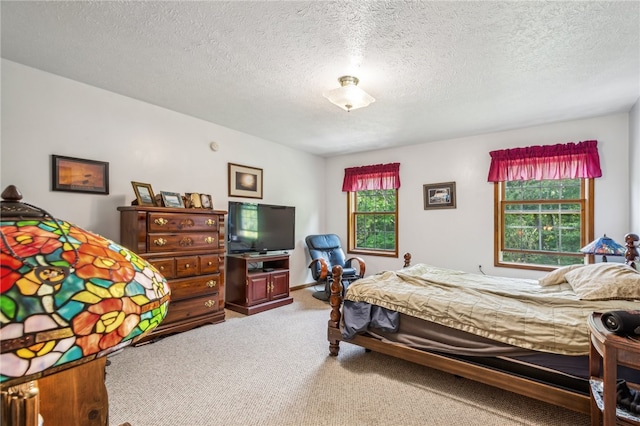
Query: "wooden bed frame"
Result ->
[[327, 234, 640, 414]]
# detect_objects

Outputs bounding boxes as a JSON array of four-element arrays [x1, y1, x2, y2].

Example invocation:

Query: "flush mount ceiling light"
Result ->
[[323, 76, 375, 112]]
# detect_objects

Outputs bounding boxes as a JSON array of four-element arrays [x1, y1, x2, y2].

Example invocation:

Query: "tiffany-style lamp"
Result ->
[[580, 234, 626, 262], [0, 185, 170, 425]]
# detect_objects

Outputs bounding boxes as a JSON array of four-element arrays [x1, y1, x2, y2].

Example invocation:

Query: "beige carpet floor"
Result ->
[[105, 287, 590, 425]]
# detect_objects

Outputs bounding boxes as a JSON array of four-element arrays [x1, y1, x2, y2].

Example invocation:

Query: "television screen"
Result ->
[[227, 202, 295, 254]]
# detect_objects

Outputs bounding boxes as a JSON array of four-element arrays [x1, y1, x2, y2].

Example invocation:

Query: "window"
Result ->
[[348, 189, 398, 256], [343, 163, 400, 257], [488, 140, 600, 270], [495, 178, 594, 270], [237, 202, 258, 240]]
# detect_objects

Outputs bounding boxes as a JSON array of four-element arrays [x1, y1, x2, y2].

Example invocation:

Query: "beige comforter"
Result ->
[[344, 264, 640, 355]]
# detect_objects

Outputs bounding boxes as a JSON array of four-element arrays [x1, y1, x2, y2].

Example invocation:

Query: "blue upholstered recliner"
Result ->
[[305, 234, 366, 301]]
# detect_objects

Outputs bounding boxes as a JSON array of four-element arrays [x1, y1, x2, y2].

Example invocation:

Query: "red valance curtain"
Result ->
[[487, 140, 602, 182], [342, 163, 401, 191]]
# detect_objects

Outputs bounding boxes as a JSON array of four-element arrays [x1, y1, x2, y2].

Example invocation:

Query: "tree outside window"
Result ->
[[348, 189, 398, 257], [496, 178, 593, 269]]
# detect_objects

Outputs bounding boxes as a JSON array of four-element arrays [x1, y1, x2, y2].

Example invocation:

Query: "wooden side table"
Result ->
[[588, 312, 640, 426]]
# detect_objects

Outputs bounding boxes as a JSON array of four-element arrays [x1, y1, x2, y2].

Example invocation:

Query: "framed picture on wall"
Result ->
[[52, 155, 109, 194], [228, 163, 263, 199], [423, 181, 456, 210]]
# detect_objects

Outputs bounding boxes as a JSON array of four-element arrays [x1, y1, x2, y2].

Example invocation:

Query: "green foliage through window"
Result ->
[[348, 189, 398, 256], [497, 179, 591, 268]]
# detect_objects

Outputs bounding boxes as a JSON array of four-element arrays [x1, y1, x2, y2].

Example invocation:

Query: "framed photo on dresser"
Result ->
[[185, 192, 202, 208], [200, 194, 213, 209], [131, 181, 156, 206], [160, 191, 184, 208]]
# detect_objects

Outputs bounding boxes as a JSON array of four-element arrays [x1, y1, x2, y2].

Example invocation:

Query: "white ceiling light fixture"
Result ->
[[323, 76, 375, 112]]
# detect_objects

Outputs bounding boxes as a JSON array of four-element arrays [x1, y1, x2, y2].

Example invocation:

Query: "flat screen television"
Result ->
[[227, 201, 295, 254]]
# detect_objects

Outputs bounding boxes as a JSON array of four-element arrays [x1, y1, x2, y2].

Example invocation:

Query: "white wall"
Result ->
[[0, 60, 325, 287], [2, 59, 635, 287], [327, 114, 632, 280], [629, 98, 640, 232]]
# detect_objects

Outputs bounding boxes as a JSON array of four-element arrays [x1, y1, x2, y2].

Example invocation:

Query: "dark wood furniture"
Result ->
[[326, 245, 640, 415], [118, 206, 226, 343], [1, 357, 109, 426], [226, 253, 293, 315], [38, 357, 109, 426], [588, 313, 640, 426]]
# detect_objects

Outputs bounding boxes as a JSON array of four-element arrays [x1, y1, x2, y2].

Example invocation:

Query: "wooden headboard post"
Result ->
[[624, 233, 639, 269]]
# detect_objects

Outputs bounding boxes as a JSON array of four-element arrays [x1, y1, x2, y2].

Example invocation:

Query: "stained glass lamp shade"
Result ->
[[0, 185, 171, 388], [579, 234, 626, 262]]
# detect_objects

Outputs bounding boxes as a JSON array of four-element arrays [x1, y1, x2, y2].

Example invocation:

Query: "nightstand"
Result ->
[[588, 312, 640, 426]]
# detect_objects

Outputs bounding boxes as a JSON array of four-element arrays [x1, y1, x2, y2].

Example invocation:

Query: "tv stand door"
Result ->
[[247, 273, 270, 305], [270, 270, 290, 300]]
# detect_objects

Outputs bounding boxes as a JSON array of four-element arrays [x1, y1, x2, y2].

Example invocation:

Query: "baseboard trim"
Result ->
[[290, 283, 317, 292]]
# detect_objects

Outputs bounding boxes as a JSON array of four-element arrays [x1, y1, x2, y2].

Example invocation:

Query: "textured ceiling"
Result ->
[[2, 1, 639, 157]]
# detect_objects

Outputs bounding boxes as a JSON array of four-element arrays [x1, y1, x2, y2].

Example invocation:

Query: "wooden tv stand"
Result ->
[[226, 253, 293, 315]]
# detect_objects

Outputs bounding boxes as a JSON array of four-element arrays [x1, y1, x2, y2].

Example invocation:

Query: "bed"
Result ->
[[327, 235, 640, 414]]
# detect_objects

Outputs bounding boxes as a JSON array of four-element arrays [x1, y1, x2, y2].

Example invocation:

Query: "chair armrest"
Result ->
[[346, 256, 366, 277], [308, 258, 329, 281]]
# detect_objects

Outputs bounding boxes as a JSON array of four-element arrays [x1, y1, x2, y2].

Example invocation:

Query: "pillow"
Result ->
[[564, 263, 640, 300], [538, 264, 585, 286]]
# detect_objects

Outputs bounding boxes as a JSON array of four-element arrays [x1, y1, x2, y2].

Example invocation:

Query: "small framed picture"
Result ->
[[423, 181, 456, 210], [160, 191, 184, 208], [200, 194, 213, 209], [131, 181, 156, 206], [186, 192, 202, 208], [228, 163, 263, 199], [52, 155, 109, 194]]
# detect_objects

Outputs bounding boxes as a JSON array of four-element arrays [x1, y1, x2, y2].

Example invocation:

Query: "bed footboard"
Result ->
[[328, 265, 344, 356], [328, 253, 412, 356]]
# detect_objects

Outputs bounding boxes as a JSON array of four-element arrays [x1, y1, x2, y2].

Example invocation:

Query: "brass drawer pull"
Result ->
[[184, 263, 190, 269], [207, 280, 217, 288], [154, 218, 168, 226], [180, 219, 195, 228], [208, 261, 213, 266], [179, 237, 193, 247], [204, 300, 216, 308], [204, 236, 215, 244], [159, 266, 165, 271], [205, 219, 216, 226], [153, 238, 167, 246]]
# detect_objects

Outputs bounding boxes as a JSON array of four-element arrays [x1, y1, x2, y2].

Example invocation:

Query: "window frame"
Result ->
[[493, 178, 594, 271], [347, 189, 399, 258]]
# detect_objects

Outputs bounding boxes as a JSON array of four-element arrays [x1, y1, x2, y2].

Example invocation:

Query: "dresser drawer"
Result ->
[[169, 274, 221, 300], [147, 232, 218, 252], [175, 255, 199, 278], [164, 293, 220, 323], [148, 258, 175, 279], [147, 213, 219, 233], [199, 254, 220, 274]]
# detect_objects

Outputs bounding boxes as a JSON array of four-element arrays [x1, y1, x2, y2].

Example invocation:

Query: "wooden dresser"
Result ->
[[117, 206, 226, 344]]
